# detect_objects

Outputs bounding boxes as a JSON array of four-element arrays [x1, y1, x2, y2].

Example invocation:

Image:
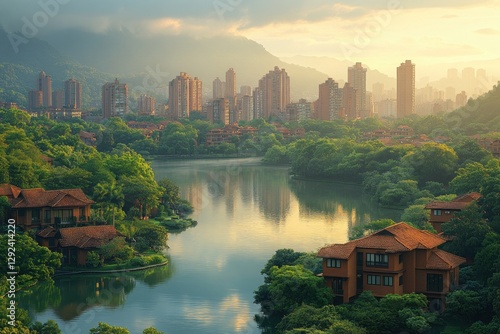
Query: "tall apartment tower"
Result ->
[[52, 90, 64, 109], [102, 78, 128, 118], [257, 66, 290, 119], [28, 90, 43, 111], [38, 71, 52, 107], [138, 94, 156, 115], [240, 85, 252, 96], [347, 62, 367, 118], [209, 98, 230, 125], [168, 72, 202, 119], [342, 82, 357, 120], [397, 60, 415, 118], [64, 78, 82, 109], [317, 78, 342, 120], [213, 77, 224, 100]]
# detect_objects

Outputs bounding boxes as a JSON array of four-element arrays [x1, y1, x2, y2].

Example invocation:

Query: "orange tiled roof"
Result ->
[[318, 223, 446, 259], [37, 226, 58, 238], [10, 188, 94, 209], [424, 192, 481, 210], [59, 225, 122, 249], [0, 184, 22, 199], [426, 249, 466, 270]]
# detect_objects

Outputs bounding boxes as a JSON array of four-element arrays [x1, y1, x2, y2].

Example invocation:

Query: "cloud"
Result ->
[[475, 28, 500, 35]]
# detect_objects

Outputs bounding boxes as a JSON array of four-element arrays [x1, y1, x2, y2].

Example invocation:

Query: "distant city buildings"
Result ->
[[397, 60, 415, 118], [138, 94, 156, 115], [38, 71, 52, 108], [102, 78, 128, 118], [168, 72, 202, 119], [208, 98, 230, 125], [342, 83, 357, 120], [255, 66, 290, 119], [317, 78, 342, 120], [213, 77, 224, 100], [64, 78, 82, 109], [52, 89, 64, 109], [348, 62, 368, 118]]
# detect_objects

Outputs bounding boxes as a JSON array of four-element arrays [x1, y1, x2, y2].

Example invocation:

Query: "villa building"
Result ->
[[318, 223, 465, 309], [425, 192, 481, 233]]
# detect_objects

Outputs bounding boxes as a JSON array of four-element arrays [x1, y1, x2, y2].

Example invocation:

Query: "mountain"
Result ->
[[280, 55, 396, 91], [43, 29, 329, 100]]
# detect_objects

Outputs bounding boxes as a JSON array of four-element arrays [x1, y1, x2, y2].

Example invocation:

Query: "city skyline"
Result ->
[[2, 1, 500, 76]]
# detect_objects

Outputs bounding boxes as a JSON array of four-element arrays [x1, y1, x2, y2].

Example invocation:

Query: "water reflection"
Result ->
[[18, 264, 173, 321]]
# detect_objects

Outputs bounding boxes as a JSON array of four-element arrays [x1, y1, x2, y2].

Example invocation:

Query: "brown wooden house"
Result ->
[[318, 223, 465, 309], [425, 192, 481, 233], [37, 225, 124, 266], [0, 184, 94, 231]]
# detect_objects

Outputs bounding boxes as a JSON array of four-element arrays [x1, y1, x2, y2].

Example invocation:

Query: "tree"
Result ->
[[89, 322, 130, 334], [93, 181, 125, 226], [261, 249, 307, 275], [98, 237, 134, 264], [350, 219, 395, 240], [255, 265, 332, 316], [30, 320, 62, 334], [120, 176, 164, 219], [442, 204, 492, 259], [134, 224, 168, 252], [401, 205, 430, 230], [0, 234, 61, 288], [276, 304, 340, 332], [142, 328, 165, 334]]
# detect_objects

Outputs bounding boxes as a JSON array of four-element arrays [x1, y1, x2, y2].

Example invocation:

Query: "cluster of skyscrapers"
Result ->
[[29, 59, 465, 122], [28, 72, 82, 112]]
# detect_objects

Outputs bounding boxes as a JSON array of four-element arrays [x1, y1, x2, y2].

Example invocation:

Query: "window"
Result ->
[[367, 275, 381, 285], [399, 275, 404, 286], [332, 278, 343, 294], [383, 276, 393, 286], [399, 254, 403, 264], [444, 210, 451, 214], [433, 210, 442, 216], [366, 253, 389, 267], [427, 274, 443, 292], [326, 258, 341, 268]]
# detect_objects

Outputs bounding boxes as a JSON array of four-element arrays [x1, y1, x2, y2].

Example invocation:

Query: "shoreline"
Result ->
[[53, 261, 168, 276]]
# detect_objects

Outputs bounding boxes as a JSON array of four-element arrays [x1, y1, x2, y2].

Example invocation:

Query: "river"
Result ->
[[19, 157, 402, 334]]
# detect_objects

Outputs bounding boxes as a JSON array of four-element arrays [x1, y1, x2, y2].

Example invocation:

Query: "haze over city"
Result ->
[[2, 0, 500, 78]]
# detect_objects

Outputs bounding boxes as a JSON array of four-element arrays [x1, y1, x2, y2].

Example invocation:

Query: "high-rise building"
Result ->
[[28, 90, 43, 111], [456, 91, 467, 108], [240, 95, 253, 122], [209, 98, 229, 125], [257, 66, 290, 119], [169, 72, 203, 119], [52, 89, 64, 109], [397, 60, 415, 118], [64, 78, 82, 109], [287, 99, 313, 122], [213, 77, 224, 100], [253, 87, 264, 119], [138, 94, 156, 115], [372, 82, 385, 102], [225, 68, 236, 100], [38, 71, 52, 107], [317, 78, 342, 120], [102, 78, 128, 118], [240, 85, 252, 96], [348, 62, 367, 118], [342, 82, 357, 120]]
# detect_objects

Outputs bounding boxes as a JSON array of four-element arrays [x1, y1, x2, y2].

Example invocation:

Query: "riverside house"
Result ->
[[0, 184, 94, 231], [318, 223, 465, 309], [424, 192, 481, 234]]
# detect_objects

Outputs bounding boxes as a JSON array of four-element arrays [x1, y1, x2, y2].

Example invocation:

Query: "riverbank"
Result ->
[[53, 260, 168, 276]]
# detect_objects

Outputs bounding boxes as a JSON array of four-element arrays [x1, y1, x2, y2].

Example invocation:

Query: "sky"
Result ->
[[1, 0, 500, 75]]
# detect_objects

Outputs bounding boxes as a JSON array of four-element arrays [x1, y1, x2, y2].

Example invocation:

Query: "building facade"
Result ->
[[169, 72, 202, 119], [317, 78, 342, 120], [348, 62, 368, 118], [64, 78, 82, 109], [256, 66, 290, 119], [318, 223, 465, 308], [38, 71, 52, 108], [397, 60, 416, 118], [138, 94, 156, 115], [102, 79, 128, 118], [208, 98, 230, 125]]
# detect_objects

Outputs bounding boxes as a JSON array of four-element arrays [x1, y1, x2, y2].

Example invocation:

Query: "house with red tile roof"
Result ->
[[318, 223, 465, 309], [0, 184, 94, 230], [424, 192, 481, 233], [37, 225, 124, 266]]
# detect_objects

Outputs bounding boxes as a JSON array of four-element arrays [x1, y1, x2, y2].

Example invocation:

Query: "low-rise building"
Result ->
[[318, 223, 465, 309], [425, 192, 481, 234]]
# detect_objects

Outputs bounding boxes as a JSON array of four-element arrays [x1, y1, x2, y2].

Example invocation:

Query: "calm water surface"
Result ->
[[20, 158, 402, 334]]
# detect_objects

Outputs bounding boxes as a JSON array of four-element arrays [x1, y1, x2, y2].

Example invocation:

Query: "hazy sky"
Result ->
[[1, 0, 499, 74]]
